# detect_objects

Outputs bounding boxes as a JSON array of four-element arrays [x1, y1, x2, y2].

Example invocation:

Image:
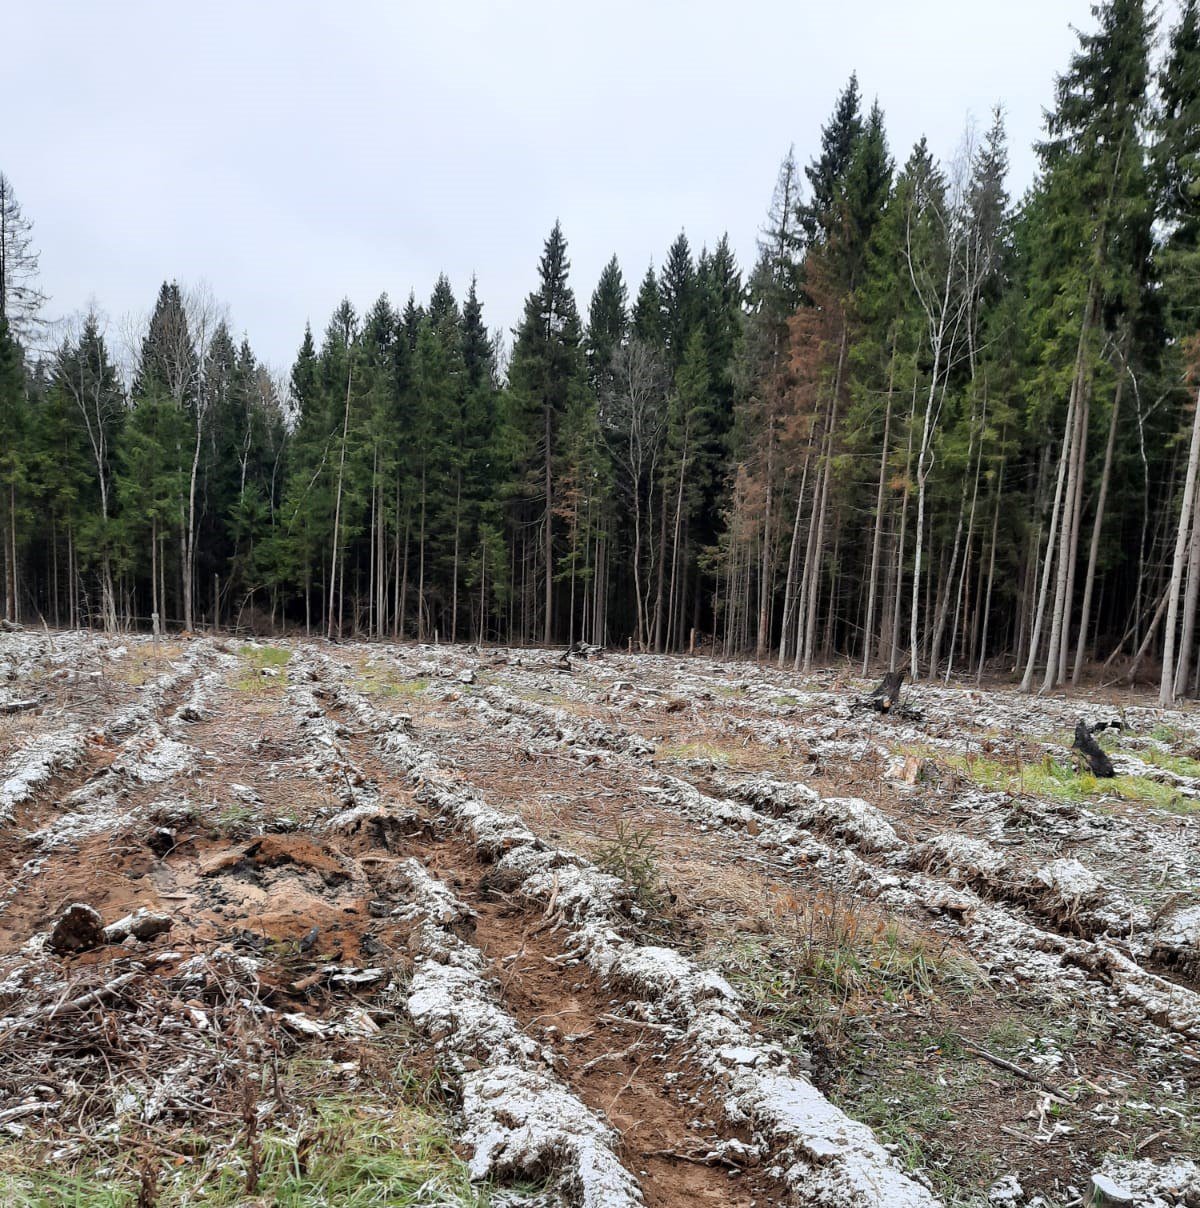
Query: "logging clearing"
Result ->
[[1, 631, 1198, 1207]]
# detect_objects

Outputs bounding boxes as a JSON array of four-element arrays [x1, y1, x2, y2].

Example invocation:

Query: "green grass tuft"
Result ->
[[353, 670, 429, 698], [946, 752, 1197, 813], [0, 1095, 512, 1207], [235, 644, 291, 692], [719, 891, 977, 1059], [1136, 744, 1200, 779]]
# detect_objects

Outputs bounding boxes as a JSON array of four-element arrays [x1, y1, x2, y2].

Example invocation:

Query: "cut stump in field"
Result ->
[[1072, 720, 1116, 778], [852, 668, 922, 720]]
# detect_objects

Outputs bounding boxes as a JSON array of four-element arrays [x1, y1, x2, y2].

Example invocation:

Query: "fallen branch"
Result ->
[[48, 972, 141, 1020], [642, 1147, 745, 1171], [958, 1037, 1077, 1102]]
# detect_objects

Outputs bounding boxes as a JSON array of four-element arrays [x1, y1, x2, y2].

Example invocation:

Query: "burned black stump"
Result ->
[[1072, 720, 1115, 778]]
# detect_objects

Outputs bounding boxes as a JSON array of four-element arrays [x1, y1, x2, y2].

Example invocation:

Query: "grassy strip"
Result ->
[[235, 644, 292, 693], [921, 748, 1200, 814], [0, 1091, 523, 1207]]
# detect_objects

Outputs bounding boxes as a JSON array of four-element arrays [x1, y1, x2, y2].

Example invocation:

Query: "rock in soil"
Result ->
[[988, 1174, 1024, 1205], [1086, 1173, 1135, 1206], [48, 903, 105, 954]]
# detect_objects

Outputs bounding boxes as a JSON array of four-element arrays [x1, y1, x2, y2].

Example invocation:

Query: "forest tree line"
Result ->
[[2, 0, 1200, 703]]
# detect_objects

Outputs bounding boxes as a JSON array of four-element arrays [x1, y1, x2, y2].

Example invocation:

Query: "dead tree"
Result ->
[[1072, 720, 1115, 778]]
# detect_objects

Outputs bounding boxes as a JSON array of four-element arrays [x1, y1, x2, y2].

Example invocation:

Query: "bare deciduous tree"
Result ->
[[601, 340, 667, 651]]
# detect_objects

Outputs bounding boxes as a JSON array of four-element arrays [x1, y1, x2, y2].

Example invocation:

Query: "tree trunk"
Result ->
[[326, 365, 353, 642], [1160, 384, 1200, 704], [889, 381, 918, 670], [544, 403, 553, 645], [976, 456, 1004, 682], [1173, 476, 1200, 697], [1020, 381, 1079, 692], [862, 343, 896, 673], [1072, 358, 1124, 684]]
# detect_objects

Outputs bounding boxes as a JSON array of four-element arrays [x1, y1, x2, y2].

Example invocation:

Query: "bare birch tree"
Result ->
[[602, 340, 667, 651]]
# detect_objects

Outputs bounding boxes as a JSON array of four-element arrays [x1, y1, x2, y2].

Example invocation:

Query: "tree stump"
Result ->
[[852, 668, 910, 716], [1073, 720, 1115, 778]]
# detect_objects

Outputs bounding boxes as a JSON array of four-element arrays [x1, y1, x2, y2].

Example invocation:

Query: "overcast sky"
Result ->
[[5, 0, 1106, 373]]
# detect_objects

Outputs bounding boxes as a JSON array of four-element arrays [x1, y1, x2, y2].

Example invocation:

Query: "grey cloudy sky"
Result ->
[[5, 0, 1100, 373]]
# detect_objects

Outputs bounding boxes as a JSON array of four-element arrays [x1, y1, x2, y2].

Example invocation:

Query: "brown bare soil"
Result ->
[[1, 632, 1198, 1207]]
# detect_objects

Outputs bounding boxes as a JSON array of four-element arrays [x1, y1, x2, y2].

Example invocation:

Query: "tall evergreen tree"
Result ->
[[506, 221, 586, 643], [660, 233, 698, 372], [632, 264, 664, 347], [0, 318, 28, 620], [1018, 0, 1153, 691], [798, 73, 864, 246], [586, 255, 628, 395], [0, 174, 47, 342]]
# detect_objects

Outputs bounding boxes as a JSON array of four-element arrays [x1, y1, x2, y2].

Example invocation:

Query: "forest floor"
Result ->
[[1, 631, 1199, 1208]]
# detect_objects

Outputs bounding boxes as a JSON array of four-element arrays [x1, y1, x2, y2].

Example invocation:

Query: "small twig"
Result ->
[[642, 1147, 745, 1171], [604, 1058, 646, 1115], [958, 1037, 1077, 1102], [580, 1040, 646, 1074], [598, 1013, 678, 1033], [45, 973, 140, 1020]]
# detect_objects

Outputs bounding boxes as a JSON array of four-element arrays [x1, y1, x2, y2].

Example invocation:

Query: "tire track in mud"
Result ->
[[0, 634, 191, 774], [7, 637, 1194, 1204], [0, 642, 222, 943], [2, 645, 646, 1208], [411, 654, 1200, 1039], [287, 669, 780, 1207], [351, 644, 1200, 1197], [290, 664, 767, 1207], [302, 646, 941, 1208], [266, 664, 666, 1206]]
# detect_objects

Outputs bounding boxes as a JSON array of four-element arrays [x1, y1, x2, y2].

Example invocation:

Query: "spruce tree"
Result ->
[[0, 318, 28, 620], [586, 255, 628, 395], [1154, 0, 1200, 699], [660, 233, 698, 371], [50, 315, 125, 629], [1019, 0, 1153, 691], [798, 74, 864, 246], [632, 264, 664, 347], [506, 221, 586, 643], [0, 174, 47, 343]]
